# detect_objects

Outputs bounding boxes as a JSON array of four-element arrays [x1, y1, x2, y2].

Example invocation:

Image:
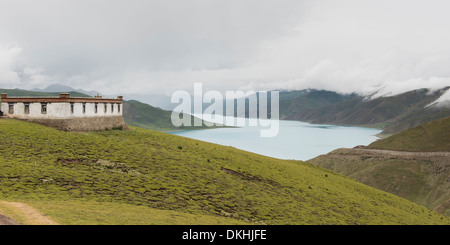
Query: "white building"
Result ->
[[0, 93, 126, 131]]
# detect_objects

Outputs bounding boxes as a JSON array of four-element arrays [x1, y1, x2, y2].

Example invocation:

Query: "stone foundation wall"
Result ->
[[23, 116, 126, 131]]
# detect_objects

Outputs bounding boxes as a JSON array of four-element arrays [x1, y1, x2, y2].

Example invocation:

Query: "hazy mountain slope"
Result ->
[[0, 88, 89, 98], [0, 119, 447, 224], [31, 84, 100, 97], [279, 90, 358, 120], [308, 117, 450, 216], [280, 87, 450, 135]]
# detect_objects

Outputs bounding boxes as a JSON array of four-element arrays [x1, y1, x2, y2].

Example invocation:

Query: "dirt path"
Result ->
[[352, 148, 450, 157], [0, 201, 59, 225]]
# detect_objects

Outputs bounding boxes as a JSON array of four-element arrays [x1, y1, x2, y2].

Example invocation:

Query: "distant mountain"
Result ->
[[31, 84, 101, 97], [279, 87, 450, 135], [0, 88, 90, 98], [308, 117, 450, 216], [279, 89, 359, 118]]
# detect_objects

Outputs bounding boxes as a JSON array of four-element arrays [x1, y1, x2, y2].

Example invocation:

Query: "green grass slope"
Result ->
[[367, 116, 450, 152], [308, 148, 450, 216], [309, 117, 450, 216], [0, 119, 447, 224], [3, 199, 249, 225], [123, 100, 176, 131], [123, 100, 224, 131]]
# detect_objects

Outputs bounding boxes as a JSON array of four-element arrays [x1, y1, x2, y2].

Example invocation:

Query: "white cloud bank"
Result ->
[[0, 0, 449, 100], [0, 43, 22, 85], [427, 87, 450, 107]]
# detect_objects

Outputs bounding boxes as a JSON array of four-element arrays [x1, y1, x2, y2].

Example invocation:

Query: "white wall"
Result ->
[[1, 102, 8, 116], [1, 102, 123, 119]]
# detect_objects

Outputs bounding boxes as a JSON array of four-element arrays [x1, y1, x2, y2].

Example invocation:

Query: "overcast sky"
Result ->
[[0, 0, 450, 98]]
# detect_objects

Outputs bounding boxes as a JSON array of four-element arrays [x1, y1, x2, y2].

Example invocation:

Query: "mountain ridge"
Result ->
[[30, 84, 101, 97], [279, 87, 450, 135]]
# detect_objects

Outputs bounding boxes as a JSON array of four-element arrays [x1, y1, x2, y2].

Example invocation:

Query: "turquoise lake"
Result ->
[[168, 116, 382, 161]]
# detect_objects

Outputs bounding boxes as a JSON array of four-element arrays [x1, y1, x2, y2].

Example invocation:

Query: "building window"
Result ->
[[8, 103, 14, 114], [24, 103, 30, 114], [95, 103, 98, 113], [82, 103, 86, 113], [104, 103, 107, 113], [41, 103, 47, 114], [111, 104, 114, 113], [70, 103, 74, 114], [118, 104, 120, 113]]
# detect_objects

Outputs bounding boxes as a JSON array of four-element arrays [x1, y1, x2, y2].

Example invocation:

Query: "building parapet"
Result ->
[[0, 93, 123, 103]]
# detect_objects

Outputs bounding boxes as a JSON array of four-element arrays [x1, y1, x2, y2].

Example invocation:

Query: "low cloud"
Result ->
[[0, 43, 22, 86], [0, 43, 53, 89], [428, 88, 450, 107], [0, 0, 449, 97]]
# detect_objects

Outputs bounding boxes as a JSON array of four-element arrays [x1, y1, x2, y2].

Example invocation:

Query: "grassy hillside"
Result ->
[[367, 116, 450, 152], [309, 117, 450, 216], [123, 100, 178, 131], [0, 119, 448, 224], [309, 148, 450, 216], [123, 100, 224, 131], [0, 199, 248, 225]]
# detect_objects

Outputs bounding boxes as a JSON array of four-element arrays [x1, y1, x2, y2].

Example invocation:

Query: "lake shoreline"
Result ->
[[169, 117, 382, 161]]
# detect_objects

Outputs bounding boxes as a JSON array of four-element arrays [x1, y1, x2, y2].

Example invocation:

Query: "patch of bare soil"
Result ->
[[0, 201, 59, 225], [0, 213, 20, 225]]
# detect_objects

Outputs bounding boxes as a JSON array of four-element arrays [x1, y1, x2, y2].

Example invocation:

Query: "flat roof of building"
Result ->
[[1, 93, 123, 103]]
